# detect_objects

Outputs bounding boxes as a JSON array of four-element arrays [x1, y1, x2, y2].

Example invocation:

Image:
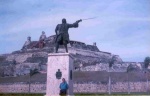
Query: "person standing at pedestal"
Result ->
[[59, 78, 69, 95]]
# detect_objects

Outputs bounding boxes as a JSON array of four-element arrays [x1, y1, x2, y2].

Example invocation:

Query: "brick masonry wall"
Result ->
[[0, 81, 149, 93], [0, 82, 46, 93]]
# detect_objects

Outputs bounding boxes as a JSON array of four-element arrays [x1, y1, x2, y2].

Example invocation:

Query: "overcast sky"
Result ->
[[0, 0, 150, 62]]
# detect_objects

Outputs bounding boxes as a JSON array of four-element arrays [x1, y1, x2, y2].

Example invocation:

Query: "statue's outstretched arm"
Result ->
[[68, 19, 82, 28]]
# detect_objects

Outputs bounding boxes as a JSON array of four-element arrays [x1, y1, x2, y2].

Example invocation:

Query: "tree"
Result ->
[[144, 57, 150, 69], [29, 69, 39, 93], [127, 64, 134, 72], [109, 56, 116, 68], [144, 57, 150, 93]]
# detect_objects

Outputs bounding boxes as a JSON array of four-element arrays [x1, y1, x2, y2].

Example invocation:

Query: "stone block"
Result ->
[[45, 53, 74, 96]]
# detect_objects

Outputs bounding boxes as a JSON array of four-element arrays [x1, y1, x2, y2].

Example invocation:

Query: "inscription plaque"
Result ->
[[56, 69, 62, 79]]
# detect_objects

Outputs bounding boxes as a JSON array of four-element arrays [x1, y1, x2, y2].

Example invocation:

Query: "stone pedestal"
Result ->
[[45, 53, 74, 96]]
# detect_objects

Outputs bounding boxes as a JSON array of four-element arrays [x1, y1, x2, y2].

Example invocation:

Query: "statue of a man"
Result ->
[[39, 31, 46, 41], [39, 31, 46, 48], [22, 36, 31, 50], [55, 18, 82, 53]]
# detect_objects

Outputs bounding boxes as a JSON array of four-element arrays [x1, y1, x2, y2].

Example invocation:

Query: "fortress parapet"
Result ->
[[22, 35, 100, 52]]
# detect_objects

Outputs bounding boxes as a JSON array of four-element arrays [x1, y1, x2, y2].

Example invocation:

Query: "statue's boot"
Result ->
[[55, 43, 59, 53], [64, 44, 68, 53]]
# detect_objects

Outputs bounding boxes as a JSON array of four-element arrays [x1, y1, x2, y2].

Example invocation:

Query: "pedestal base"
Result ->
[[45, 53, 74, 96]]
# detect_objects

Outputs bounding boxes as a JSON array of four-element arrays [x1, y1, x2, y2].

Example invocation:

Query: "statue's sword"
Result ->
[[82, 16, 98, 21]]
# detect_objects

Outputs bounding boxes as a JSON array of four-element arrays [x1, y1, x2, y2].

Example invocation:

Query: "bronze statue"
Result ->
[[55, 18, 82, 53]]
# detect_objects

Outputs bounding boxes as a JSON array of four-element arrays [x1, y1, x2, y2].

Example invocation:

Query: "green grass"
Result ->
[[0, 94, 149, 96], [75, 94, 150, 96], [0, 94, 43, 96], [76, 93, 149, 96]]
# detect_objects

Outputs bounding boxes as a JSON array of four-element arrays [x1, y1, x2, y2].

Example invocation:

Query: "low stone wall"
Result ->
[[74, 82, 107, 93], [111, 82, 148, 92], [0, 82, 46, 93], [74, 82, 150, 93], [0, 81, 149, 93]]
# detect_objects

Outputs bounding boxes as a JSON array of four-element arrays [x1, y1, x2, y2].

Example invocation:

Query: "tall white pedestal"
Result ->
[[45, 53, 74, 96]]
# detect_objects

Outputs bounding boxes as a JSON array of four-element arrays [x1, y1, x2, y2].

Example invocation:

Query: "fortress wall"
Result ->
[[69, 48, 95, 57], [5, 52, 48, 64], [79, 62, 143, 72], [79, 63, 128, 72], [6, 53, 33, 63], [80, 63, 109, 71], [69, 48, 112, 58], [0, 81, 149, 93]]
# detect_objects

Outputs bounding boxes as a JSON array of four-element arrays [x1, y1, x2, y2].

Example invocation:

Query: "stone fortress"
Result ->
[[0, 35, 142, 77], [0, 34, 149, 94]]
